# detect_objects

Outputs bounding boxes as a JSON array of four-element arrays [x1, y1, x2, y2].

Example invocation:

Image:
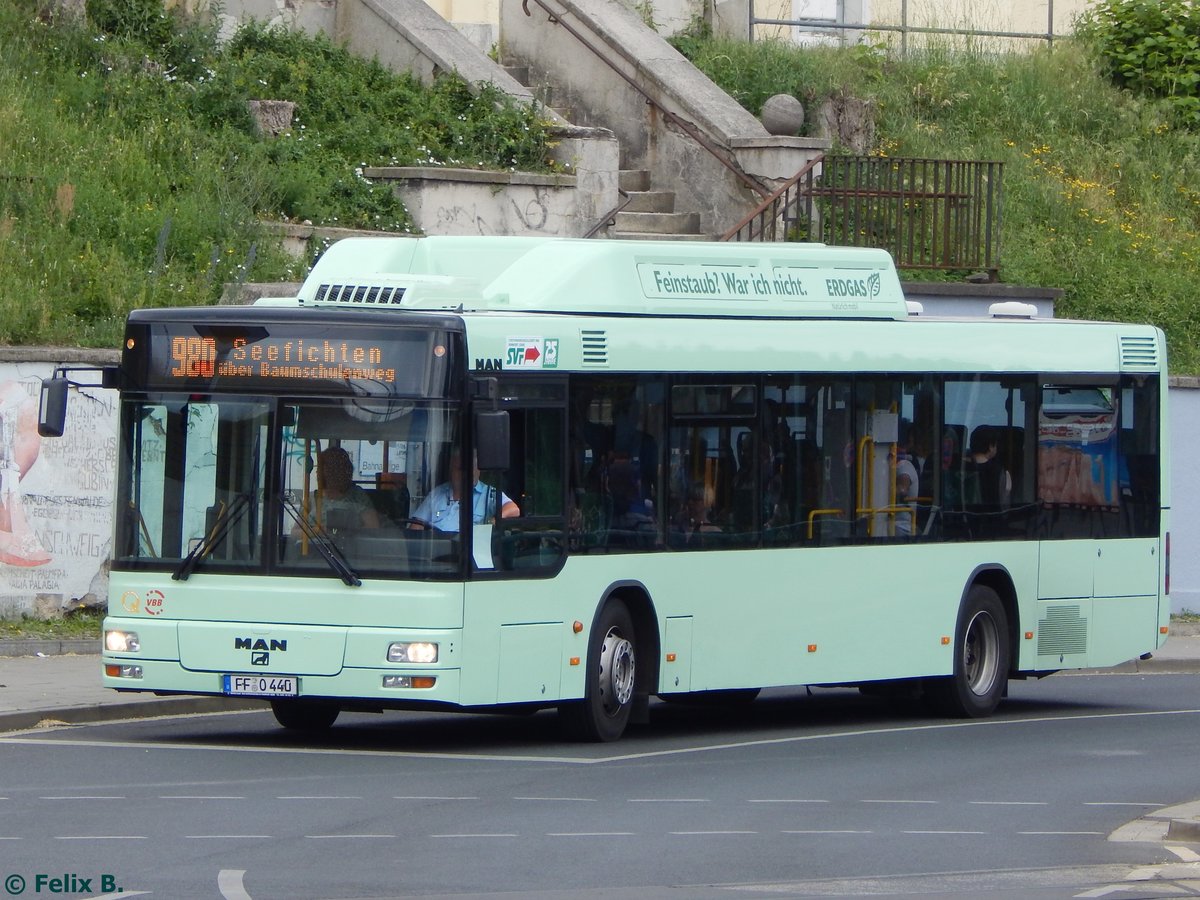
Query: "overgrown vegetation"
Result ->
[[673, 6, 1200, 372], [0, 0, 557, 347], [1076, 0, 1200, 125], [0, 609, 102, 640]]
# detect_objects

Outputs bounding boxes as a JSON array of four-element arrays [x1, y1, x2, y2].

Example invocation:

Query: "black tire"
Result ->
[[270, 698, 340, 731], [927, 584, 1010, 718], [559, 599, 637, 742]]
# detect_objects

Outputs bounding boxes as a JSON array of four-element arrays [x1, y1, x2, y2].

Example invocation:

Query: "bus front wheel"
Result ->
[[559, 599, 637, 742], [927, 584, 1009, 718], [271, 698, 340, 731]]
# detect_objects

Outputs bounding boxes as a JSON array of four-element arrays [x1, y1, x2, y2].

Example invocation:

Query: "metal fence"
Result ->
[[749, 0, 1072, 53], [723, 155, 1003, 277]]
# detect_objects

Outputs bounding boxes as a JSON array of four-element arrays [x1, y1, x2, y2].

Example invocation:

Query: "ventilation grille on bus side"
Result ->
[[581, 329, 608, 367], [1036, 605, 1088, 657], [1119, 335, 1158, 370], [310, 284, 407, 306]]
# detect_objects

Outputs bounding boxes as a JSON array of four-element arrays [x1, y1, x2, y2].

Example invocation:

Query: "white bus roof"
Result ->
[[280, 236, 909, 321]]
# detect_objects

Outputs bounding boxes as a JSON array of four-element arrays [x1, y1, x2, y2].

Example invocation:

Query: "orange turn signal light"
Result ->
[[572, 621, 583, 634], [666, 653, 677, 662]]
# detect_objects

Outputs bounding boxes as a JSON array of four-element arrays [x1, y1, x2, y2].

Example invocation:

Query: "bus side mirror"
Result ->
[[475, 410, 510, 471], [38, 377, 69, 438]]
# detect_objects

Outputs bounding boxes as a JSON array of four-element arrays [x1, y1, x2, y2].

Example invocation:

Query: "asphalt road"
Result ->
[[1, 673, 1198, 899]]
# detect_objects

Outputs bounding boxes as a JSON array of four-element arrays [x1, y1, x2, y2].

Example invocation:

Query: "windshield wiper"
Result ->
[[173, 492, 253, 581], [279, 493, 362, 587]]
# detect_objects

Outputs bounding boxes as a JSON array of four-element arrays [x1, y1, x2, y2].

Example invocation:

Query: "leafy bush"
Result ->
[[1075, 0, 1200, 126]]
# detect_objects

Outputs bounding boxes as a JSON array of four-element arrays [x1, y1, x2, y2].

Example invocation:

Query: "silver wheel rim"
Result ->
[[963, 610, 999, 696], [598, 626, 635, 716]]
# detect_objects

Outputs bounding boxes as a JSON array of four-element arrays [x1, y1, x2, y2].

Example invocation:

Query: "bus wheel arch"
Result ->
[[559, 581, 659, 742], [927, 568, 1014, 718]]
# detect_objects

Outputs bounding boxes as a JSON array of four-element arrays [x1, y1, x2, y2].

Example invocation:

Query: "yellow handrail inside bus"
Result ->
[[807, 508, 844, 539]]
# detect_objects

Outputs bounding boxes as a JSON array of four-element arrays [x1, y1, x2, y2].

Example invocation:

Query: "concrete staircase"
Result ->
[[610, 168, 706, 241], [502, 60, 708, 240]]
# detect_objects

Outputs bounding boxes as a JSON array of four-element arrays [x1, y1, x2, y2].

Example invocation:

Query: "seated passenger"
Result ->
[[673, 483, 721, 546], [411, 449, 519, 533], [373, 471, 411, 525], [297, 446, 380, 534]]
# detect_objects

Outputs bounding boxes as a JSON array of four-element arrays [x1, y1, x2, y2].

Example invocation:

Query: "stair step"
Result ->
[[619, 169, 651, 192], [614, 210, 701, 235], [608, 231, 714, 242], [622, 191, 675, 214], [503, 64, 530, 85]]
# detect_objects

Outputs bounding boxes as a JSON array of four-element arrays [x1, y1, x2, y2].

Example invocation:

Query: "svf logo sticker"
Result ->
[[504, 338, 559, 369]]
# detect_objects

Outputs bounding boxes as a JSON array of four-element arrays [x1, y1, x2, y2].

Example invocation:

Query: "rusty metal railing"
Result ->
[[722, 155, 1002, 276], [520, 0, 773, 240]]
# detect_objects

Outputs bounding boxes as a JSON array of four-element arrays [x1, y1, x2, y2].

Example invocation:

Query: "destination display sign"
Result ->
[[126, 319, 453, 396]]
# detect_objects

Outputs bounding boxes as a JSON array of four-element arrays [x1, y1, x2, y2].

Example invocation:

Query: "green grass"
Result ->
[[0, 3, 558, 348], [0, 610, 102, 639], [672, 33, 1200, 373]]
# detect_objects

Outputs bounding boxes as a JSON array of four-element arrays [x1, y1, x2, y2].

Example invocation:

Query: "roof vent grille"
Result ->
[[1119, 335, 1158, 370], [308, 284, 406, 306], [581, 329, 608, 367]]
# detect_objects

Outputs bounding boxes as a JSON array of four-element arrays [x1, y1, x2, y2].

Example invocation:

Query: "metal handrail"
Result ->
[[723, 154, 1002, 275], [720, 154, 823, 242], [582, 189, 631, 239], [520, 0, 773, 205]]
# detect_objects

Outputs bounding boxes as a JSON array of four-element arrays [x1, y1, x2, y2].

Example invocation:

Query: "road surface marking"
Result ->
[[305, 834, 395, 839], [187, 835, 271, 839], [547, 832, 636, 837], [218, 869, 253, 900], [6, 708, 1200, 766], [971, 800, 1048, 806], [431, 833, 518, 838]]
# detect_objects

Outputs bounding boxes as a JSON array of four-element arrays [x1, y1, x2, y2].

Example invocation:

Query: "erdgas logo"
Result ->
[[825, 272, 881, 298]]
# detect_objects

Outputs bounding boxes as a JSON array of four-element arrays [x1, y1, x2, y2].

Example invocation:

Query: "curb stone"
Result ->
[[0, 696, 265, 733]]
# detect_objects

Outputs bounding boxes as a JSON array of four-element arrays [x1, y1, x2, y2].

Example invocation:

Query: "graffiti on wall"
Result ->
[[0, 364, 116, 617]]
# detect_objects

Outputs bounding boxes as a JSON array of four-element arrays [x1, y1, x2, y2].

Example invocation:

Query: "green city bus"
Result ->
[[40, 236, 1170, 741]]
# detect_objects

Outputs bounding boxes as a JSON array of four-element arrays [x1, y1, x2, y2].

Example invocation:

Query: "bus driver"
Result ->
[[411, 449, 519, 532]]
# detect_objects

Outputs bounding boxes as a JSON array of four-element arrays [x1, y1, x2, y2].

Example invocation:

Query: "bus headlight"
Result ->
[[105, 630, 141, 653], [387, 641, 438, 664]]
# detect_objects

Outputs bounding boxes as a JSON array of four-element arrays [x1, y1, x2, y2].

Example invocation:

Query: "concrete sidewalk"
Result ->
[[0, 653, 262, 732]]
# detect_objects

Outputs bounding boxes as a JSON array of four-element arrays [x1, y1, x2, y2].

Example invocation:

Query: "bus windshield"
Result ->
[[115, 394, 465, 579]]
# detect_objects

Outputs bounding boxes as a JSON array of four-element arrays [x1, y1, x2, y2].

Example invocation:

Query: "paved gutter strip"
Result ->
[[0, 639, 98, 657]]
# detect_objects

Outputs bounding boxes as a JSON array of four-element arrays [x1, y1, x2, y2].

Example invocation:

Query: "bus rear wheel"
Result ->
[[271, 698, 340, 731], [559, 599, 637, 742], [927, 584, 1009, 718]]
